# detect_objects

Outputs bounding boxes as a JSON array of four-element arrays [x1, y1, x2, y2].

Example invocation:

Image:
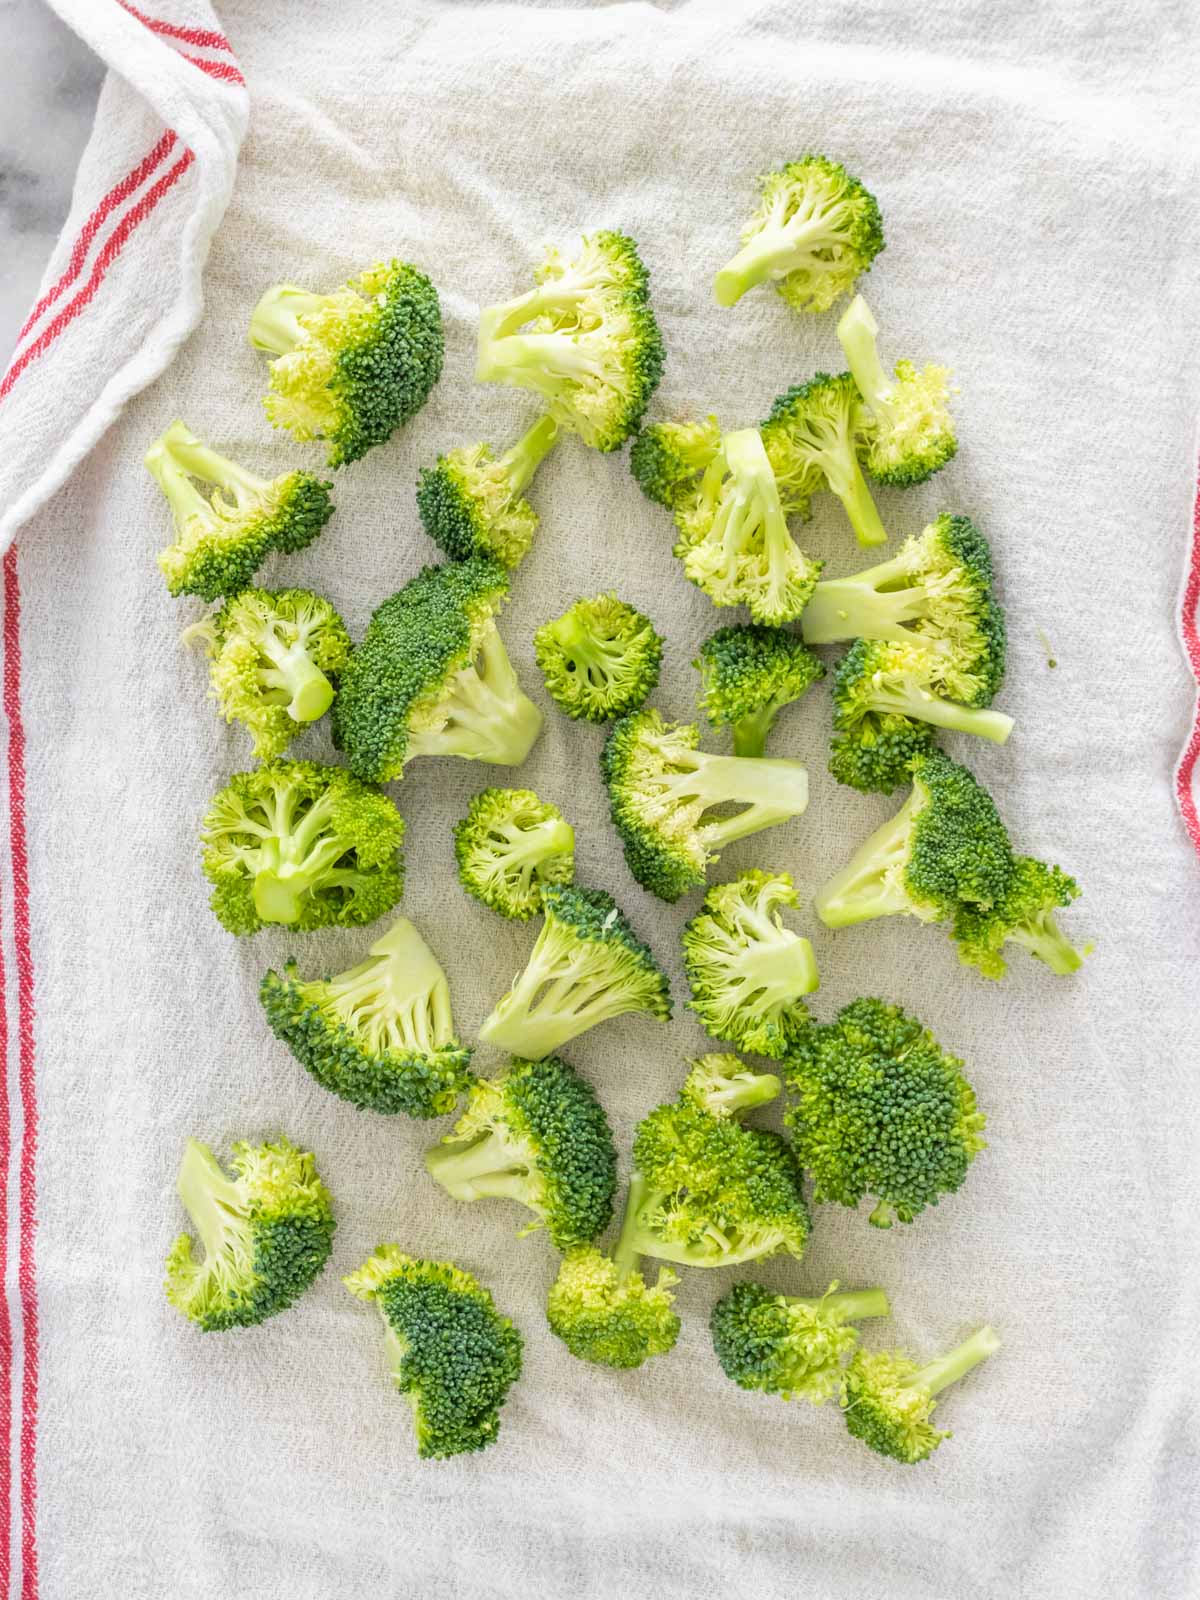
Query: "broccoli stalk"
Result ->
[[761, 374, 886, 548], [837, 294, 957, 485], [843, 1326, 1000, 1463], [405, 623, 544, 766], [844, 672, 1013, 744]]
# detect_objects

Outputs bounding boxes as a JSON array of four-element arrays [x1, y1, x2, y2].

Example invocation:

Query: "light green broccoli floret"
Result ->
[[695, 624, 825, 757], [534, 593, 663, 723], [843, 1326, 1000, 1463], [711, 1281, 891, 1403], [453, 787, 575, 920], [416, 413, 559, 569], [953, 856, 1089, 980], [837, 294, 957, 486], [761, 373, 887, 548], [629, 416, 722, 508]]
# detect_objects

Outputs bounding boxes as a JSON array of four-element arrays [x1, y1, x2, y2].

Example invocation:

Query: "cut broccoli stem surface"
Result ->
[[814, 785, 927, 928], [405, 628, 543, 766], [248, 286, 328, 355]]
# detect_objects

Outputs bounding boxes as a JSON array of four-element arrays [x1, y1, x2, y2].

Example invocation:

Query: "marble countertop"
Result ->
[[0, 0, 104, 365]]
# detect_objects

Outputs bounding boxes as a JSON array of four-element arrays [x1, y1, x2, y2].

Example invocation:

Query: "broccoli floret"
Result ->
[[331, 558, 542, 782], [453, 787, 575, 920], [164, 1136, 335, 1331], [145, 421, 333, 601], [714, 157, 884, 312], [815, 752, 1014, 931], [344, 1247, 522, 1460], [534, 593, 663, 723], [200, 759, 404, 936], [711, 1281, 891, 1403], [761, 373, 887, 548], [784, 997, 986, 1227], [843, 1325, 1000, 1464], [259, 917, 472, 1118], [629, 416, 722, 508], [827, 716, 940, 796], [416, 413, 560, 569], [183, 587, 351, 759], [476, 232, 664, 451], [682, 871, 819, 1058], [249, 260, 443, 467], [837, 294, 957, 486], [953, 856, 1089, 980], [601, 708, 810, 902], [695, 624, 825, 757], [424, 1056, 617, 1251], [478, 883, 671, 1059]]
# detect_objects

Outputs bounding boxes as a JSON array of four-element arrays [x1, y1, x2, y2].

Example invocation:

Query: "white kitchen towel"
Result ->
[[2, 2, 1200, 1598]]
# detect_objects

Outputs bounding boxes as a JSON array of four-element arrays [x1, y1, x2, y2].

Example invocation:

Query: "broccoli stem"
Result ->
[[406, 627, 543, 767], [681, 754, 809, 849], [826, 450, 887, 548], [322, 918, 451, 1051], [176, 1138, 243, 1258], [802, 1288, 891, 1323], [814, 786, 924, 927], [731, 706, 778, 759], [259, 638, 334, 723], [423, 1133, 527, 1201], [610, 1175, 648, 1280], [499, 413, 559, 497], [701, 1071, 783, 1115], [739, 939, 819, 1001], [1011, 917, 1085, 975], [713, 219, 826, 307], [909, 1325, 1000, 1396], [496, 817, 575, 876], [477, 331, 602, 388], [801, 573, 931, 646], [869, 685, 1014, 745], [836, 294, 892, 417], [248, 285, 329, 356]]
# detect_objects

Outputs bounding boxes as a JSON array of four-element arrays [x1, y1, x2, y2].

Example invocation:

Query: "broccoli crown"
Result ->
[[146, 421, 333, 601], [761, 372, 886, 548], [629, 416, 722, 508], [164, 1137, 335, 1331], [453, 787, 575, 920], [534, 593, 663, 723], [200, 759, 405, 936], [837, 294, 957, 486], [601, 708, 810, 902], [476, 231, 664, 452], [682, 871, 819, 1058], [424, 1055, 618, 1251], [187, 586, 351, 760], [416, 413, 559, 569], [953, 855, 1087, 980], [784, 996, 986, 1227], [711, 1280, 890, 1403], [842, 1326, 1000, 1464], [829, 716, 940, 796], [250, 261, 444, 467], [546, 1243, 680, 1370], [259, 917, 472, 1118], [695, 624, 825, 758], [478, 883, 671, 1059], [344, 1247, 523, 1460], [714, 156, 884, 312]]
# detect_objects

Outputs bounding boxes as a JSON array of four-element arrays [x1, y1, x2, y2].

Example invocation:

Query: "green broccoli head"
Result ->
[[259, 917, 472, 1118], [837, 294, 957, 485], [843, 1326, 1000, 1464], [695, 624, 825, 758], [424, 1055, 617, 1251], [629, 416, 722, 508], [478, 883, 671, 1059], [476, 232, 664, 452], [164, 1136, 335, 1331], [416, 413, 559, 569], [601, 708, 810, 902], [331, 558, 542, 782], [453, 787, 575, 920], [761, 372, 887, 548], [546, 1239, 680, 1371], [146, 422, 333, 601], [714, 156, 884, 312], [344, 1248, 523, 1460], [711, 1281, 891, 1404], [953, 855, 1088, 980], [249, 260, 443, 467], [534, 593, 663, 723], [828, 717, 941, 796], [201, 759, 405, 936]]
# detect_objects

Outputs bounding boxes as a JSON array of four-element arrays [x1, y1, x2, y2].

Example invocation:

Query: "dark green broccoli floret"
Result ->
[[164, 1136, 335, 1331], [145, 421, 333, 601], [476, 232, 663, 452], [953, 855, 1089, 980], [711, 1281, 890, 1403], [837, 294, 957, 486], [534, 593, 663, 723], [453, 787, 575, 920], [249, 260, 443, 466], [200, 759, 404, 936], [714, 156, 884, 312], [843, 1326, 1000, 1464], [784, 997, 986, 1228], [259, 916, 472, 1118], [424, 1056, 617, 1251], [629, 416, 722, 508], [416, 413, 559, 569], [478, 883, 671, 1059], [331, 558, 542, 783], [828, 716, 940, 795], [345, 1248, 523, 1460], [602, 708, 809, 902], [761, 372, 887, 548], [695, 624, 825, 757]]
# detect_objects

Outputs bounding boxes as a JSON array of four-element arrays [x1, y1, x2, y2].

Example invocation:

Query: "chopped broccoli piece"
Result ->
[[183, 587, 351, 759], [843, 1325, 1000, 1464], [714, 157, 884, 312], [695, 624, 825, 757], [682, 870, 819, 1058], [629, 416, 722, 508], [453, 787, 575, 920], [331, 558, 542, 783], [711, 1281, 890, 1403], [145, 421, 333, 601], [424, 1055, 617, 1251], [601, 708, 809, 902], [953, 855, 1089, 980], [476, 232, 664, 451], [837, 294, 957, 486], [249, 260, 443, 467], [416, 413, 559, 569], [534, 593, 663, 723], [345, 1247, 522, 1460], [259, 917, 472, 1118], [164, 1136, 334, 1331], [761, 372, 887, 548], [828, 715, 940, 796], [200, 759, 404, 936], [783, 996, 986, 1227], [478, 883, 671, 1059]]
